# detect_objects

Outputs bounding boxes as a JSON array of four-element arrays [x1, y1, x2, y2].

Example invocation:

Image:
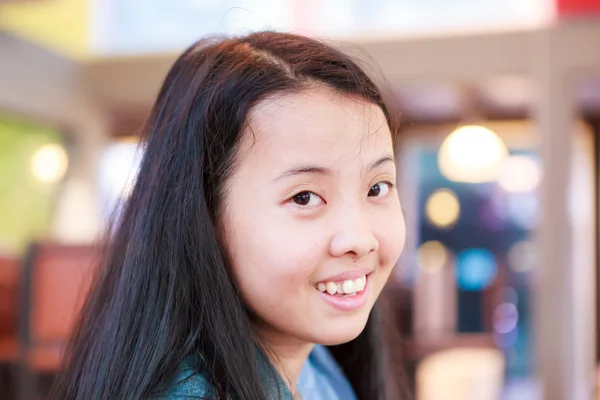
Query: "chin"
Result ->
[[310, 314, 370, 346]]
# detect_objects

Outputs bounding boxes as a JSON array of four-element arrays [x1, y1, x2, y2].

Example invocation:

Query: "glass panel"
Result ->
[[398, 121, 541, 399]]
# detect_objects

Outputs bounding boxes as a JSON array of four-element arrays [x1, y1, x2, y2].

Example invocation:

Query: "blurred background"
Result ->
[[0, 1, 599, 399]]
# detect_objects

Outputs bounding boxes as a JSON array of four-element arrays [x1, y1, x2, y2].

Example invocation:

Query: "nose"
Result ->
[[328, 206, 379, 260]]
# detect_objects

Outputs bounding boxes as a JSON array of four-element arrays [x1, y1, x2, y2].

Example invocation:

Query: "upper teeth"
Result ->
[[317, 275, 367, 295]]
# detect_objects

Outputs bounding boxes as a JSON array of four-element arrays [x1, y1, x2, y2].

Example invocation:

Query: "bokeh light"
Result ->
[[417, 240, 449, 274], [493, 299, 520, 349], [507, 240, 537, 273], [31, 143, 68, 183], [497, 154, 541, 193], [425, 188, 460, 228], [455, 248, 497, 291], [493, 302, 519, 334], [438, 125, 508, 183]]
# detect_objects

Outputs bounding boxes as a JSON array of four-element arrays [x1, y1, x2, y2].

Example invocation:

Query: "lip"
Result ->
[[317, 274, 370, 312], [317, 268, 373, 283]]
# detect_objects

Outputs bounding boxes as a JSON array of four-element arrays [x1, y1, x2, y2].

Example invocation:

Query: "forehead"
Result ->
[[242, 88, 393, 165]]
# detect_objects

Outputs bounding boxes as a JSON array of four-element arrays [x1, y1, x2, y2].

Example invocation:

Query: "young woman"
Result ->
[[49, 31, 408, 400]]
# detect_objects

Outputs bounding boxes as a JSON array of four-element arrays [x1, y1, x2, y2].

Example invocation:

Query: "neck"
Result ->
[[257, 327, 314, 396]]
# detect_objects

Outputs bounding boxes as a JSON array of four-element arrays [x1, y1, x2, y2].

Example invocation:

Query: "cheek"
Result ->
[[375, 205, 407, 266], [224, 213, 324, 314], [368, 208, 405, 301]]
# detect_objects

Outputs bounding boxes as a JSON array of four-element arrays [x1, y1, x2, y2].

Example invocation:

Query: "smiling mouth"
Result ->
[[315, 274, 368, 297]]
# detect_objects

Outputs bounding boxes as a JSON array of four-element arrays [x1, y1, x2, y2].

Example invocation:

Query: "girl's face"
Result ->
[[220, 87, 406, 346]]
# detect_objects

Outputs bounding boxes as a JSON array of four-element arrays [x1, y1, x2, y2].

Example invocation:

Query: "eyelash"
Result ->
[[289, 181, 395, 210]]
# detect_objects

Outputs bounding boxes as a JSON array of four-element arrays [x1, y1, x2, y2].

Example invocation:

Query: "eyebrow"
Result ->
[[272, 154, 395, 183]]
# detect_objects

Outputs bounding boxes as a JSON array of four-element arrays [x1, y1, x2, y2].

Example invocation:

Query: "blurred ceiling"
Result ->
[[397, 77, 600, 123], [79, 25, 600, 133], [106, 77, 600, 136], [1, 19, 600, 135]]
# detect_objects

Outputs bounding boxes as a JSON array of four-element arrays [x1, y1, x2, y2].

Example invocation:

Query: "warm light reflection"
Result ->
[[31, 143, 68, 183], [425, 188, 460, 228], [438, 125, 508, 183], [417, 241, 448, 274], [497, 155, 541, 193]]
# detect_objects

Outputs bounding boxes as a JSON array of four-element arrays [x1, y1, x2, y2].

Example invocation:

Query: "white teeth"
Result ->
[[355, 275, 367, 291], [342, 280, 356, 294], [317, 274, 367, 295], [326, 281, 337, 295]]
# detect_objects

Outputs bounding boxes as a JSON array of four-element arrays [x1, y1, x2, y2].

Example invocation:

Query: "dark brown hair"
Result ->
[[49, 31, 407, 400]]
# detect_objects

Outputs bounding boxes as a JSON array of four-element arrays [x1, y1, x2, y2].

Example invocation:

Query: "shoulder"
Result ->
[[151, 359, 214, 400], [309, 344, 341, 373], [298, 345, 358, 400]]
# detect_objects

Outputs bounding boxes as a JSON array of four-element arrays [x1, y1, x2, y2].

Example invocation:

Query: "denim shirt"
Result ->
[[159, 345, 357, 400], [298, 345, 358, 400]]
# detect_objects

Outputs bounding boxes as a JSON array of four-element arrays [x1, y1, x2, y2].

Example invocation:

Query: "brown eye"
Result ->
[[368, 182, 391, 197], [292, 191, 323, 207]]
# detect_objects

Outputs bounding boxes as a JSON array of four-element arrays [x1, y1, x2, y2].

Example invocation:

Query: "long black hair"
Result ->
[[49, 31, 408, 400]]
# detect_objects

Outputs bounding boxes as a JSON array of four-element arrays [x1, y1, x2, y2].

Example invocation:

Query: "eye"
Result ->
[[368, 182, 392, 197], [292, 191, 324, 207]]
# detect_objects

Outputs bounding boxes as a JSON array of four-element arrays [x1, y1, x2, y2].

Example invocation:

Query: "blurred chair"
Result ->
[[416, 347, 505, 400], [0, 254, 20, 397], [17, 242, 99, 400]]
